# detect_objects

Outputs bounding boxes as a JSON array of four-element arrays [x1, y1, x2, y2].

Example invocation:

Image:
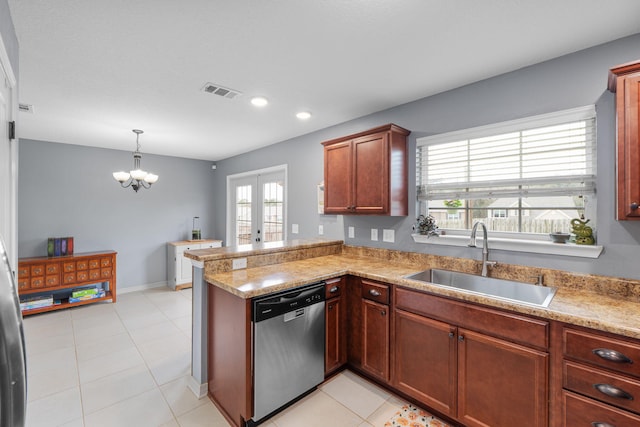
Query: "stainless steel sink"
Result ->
[[404, 269, 557, 308]]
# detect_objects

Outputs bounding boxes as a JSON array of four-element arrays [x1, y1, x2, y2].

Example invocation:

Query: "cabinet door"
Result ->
[[177, 246, 194, 284], [352, 132, 388, 214], [325, 295, 346, 374], [393, 309, 457, 417], [458, 328, 548, 427], [324, 140, 353, 214], [618, 72, 640, 219], [361, 298, 390, 382]]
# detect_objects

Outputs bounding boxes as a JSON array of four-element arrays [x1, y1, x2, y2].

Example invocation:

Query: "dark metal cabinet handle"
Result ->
[[328, 304, 334, 311], [592, 348, 633, 364], [593, 383, 634, 400], [329, 286, 339, 293], [631, 202, 639, 210], [380, 310, 386, 316], [592, 423, 616, 427], [448, 332, 455, 339], [458, 335, 465, 342], [369, 289, 381, 297]]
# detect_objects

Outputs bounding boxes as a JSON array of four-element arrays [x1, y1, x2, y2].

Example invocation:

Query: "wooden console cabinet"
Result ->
[[17, 251, 117, 315], [609, 59, 640, 220], [322, 124, 410, 216]]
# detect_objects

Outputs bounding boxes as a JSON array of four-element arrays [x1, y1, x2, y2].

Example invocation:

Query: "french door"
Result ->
[[227, 166, 287, 247]]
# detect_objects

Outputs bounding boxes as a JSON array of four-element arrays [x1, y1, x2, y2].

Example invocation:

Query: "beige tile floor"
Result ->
[[23, 286, 413, 427]]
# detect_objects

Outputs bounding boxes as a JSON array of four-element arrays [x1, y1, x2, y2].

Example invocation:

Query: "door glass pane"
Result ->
[[236, 184, 252, 245], [262, 179, 284, 243]]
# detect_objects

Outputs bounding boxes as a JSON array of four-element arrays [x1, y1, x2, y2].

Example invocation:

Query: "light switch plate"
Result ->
[[383, 229, 395, 243], [292, 224, 299, 234], [318, 225, 324, 235], [371, 228, 378, 241], [232, 258, 247, 270], [348, 226, 355, 238]]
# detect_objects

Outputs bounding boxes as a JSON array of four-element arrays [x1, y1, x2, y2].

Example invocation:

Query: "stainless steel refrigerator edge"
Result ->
[[0, 235, 27, 426]]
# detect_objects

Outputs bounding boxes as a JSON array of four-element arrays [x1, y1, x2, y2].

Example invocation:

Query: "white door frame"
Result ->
[[226, 164, 288, 246], [0, 31, 18, 270]]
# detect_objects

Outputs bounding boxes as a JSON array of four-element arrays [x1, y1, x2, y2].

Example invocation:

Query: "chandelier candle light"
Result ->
[[112, 129, 159, 192]]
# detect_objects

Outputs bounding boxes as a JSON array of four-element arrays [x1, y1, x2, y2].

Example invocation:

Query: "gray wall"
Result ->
[[213, 33, 640, 281], [18, 140, 216, 289]]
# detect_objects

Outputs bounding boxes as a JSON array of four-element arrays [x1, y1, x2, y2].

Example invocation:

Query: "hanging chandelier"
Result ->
[[112, 129, 159, 192]]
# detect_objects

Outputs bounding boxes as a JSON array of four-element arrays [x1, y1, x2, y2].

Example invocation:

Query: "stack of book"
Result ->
[[20, 295, 54, 311], [69, 287, 105, 303]]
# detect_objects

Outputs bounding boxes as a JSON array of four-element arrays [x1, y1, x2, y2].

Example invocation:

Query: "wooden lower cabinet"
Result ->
[[458, 328, 548, 427], [393, 286, 549, 427], [557, 323, 640, 426], [361, 298, 390, 382], [564, 390, 640, 426], [394, 309, 456, 416], [325, 278, 347, 375]]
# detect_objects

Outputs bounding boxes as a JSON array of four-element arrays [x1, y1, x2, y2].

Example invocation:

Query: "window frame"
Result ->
[[413, 106, 602, 258]]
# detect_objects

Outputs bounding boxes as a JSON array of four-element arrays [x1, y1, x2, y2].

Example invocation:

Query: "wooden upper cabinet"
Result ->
[[609, 60, 640, 220], [322, 124, 410, 216]]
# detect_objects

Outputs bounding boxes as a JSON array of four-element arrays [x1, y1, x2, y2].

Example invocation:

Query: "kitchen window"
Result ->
[[416, 106, 597, 240]]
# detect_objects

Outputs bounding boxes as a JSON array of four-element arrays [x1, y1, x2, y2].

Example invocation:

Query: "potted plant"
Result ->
[[416, 214, 440, 237]]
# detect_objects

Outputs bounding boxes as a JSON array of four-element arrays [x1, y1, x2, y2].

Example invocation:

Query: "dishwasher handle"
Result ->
[[253, 283, 325, 322]]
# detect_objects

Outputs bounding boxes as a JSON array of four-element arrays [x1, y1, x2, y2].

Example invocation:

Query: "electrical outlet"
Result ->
[[348, 226, 355, 238], [383, 229, 395, 243], [318, 225, 324, 235], [371, 228, 378, 241], [292, 224, 299, 234], [232, 258, 247, 270]]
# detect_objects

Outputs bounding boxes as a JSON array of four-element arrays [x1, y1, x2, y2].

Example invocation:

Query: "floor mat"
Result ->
[[384, 404, 451, 427]]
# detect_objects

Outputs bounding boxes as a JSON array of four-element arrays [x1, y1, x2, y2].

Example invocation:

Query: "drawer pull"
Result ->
[[593, 383, 633, 400], [329, 286, 339, 293], [592, 423, 616, 427], [369, 289, 381, 297], [593, 348, 633, 364]]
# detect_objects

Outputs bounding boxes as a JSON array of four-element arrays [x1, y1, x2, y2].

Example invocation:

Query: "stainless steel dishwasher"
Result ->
[[252, 282, 325, 423]]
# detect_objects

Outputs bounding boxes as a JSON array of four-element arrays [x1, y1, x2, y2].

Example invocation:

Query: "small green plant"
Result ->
[[416, 214, 440, 237]]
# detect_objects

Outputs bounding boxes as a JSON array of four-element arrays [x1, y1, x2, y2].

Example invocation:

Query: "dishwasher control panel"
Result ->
[[253, 282, 326, 322]]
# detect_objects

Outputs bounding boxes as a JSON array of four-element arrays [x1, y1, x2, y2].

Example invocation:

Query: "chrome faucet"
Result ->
[[468, 222, 497, 277]]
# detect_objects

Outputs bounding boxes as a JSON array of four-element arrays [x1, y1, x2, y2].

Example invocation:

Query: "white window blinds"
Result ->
[[416, 106, 596, 201]]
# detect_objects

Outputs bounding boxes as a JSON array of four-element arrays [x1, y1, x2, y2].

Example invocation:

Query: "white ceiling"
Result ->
[[8, 0, 640, 161]]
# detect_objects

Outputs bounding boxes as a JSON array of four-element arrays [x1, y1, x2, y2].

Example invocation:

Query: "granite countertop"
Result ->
[[204, 253, 640, 341]]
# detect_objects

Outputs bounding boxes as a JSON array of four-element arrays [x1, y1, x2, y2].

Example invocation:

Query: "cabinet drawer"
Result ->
[[89, 269, 101, 280], [101, 269, 112, 279], [100, 257, 112, 268], [564, 360, 640, 414], [565, 328, 640, 378], [88, 259, 100, 269], [564, 390, 640, 426], [325, 277, 343, 299], [396, 287, 549, 349], [30, 277, 44, 288], [76, 260, 89, 270], [77, 271, 89, 282], [17, 266, 29, 278], [361, 279, 389, 305], [17, 279, 28, 290], [31, 264, 45, 276], [45, 275, 60, 287], [63, 262, 75, 272], [46, 264, 60, 274], [63, 273, 76, 284]]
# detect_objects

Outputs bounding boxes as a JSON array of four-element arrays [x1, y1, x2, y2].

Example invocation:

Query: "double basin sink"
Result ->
[[404, 268, 557, 308]]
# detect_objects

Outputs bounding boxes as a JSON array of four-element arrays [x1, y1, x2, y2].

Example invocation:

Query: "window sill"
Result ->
[[411, 233, 603, 258]]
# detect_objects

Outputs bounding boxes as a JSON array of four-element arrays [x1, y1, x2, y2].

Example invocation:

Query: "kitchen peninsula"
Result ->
[[186, 239, 640, 427]]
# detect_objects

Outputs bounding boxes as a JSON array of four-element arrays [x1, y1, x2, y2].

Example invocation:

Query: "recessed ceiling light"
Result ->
[[296, 111, 312, 120], [251, 96, 268, 107]]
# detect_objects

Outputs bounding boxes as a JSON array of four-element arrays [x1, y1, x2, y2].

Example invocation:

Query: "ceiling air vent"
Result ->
[[19, 103, 34, 113], [201, 83, 242, 99]]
